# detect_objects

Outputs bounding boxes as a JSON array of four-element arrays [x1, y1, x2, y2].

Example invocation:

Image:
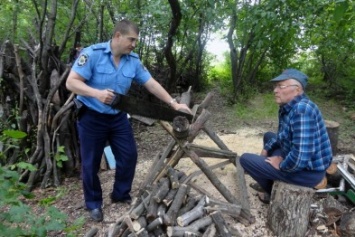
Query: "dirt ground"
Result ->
[[32, 90, 354, 236]]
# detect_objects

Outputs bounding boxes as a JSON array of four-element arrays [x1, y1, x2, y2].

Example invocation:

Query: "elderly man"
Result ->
[[240, 68, 333, 204]]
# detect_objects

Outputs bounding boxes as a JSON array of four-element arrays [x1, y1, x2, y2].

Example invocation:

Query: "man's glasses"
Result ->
[[273, 84, 299, 89]]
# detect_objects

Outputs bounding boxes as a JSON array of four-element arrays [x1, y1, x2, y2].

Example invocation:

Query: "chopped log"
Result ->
[[210, 211, 232, 237], [267, 181, 315, 237], [107, 218, 127, 237], [164, 184, 188, 226], [157, 204, 167, 217], [177, 196, 206, 227], [201, 223, 216, 237], [167, 166, 180, 189], [167, 216, 212, 237], [177, 196, 199, 216], [132, 216, 148, 232], [130, 193, 151, 220], [205, 196, 241, 218], [163, 188, 179, 207], [146, 217, 164, 232], [155, 147, 184, 182], [153, 177, 171, 203], [152, 225, 166, 237], [172, 116, 190, 139], [338, 211, 355, 237], [147, 183, 160, 221]]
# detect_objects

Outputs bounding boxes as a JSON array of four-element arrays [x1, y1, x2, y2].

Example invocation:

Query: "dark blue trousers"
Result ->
[[240, 132, 325, 195], [77, 109, 137, 210]]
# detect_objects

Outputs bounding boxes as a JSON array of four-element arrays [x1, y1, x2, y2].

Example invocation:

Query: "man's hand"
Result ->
[[97, 89, 115, 104], [171, 102, 192, 114], [265, 156, 283, 170]]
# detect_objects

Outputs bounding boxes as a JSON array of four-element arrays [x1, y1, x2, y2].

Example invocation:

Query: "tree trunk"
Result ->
[[267, 181, 315, 237]]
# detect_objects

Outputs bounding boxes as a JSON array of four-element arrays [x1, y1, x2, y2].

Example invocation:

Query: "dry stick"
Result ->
[[153, 177, 170, 203], [163, 184, 188, 226], [202, 224, 217, 237], [146, 183, 160, 222], [107, 219, 127, 237], [210, 211, 232, 237], [167, 166, 180, 189], [154, 146, 185, 182], [177, 195, 206, 227]]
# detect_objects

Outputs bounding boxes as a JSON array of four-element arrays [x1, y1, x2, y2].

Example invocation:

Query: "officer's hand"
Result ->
[[97, 89, 115, 104]]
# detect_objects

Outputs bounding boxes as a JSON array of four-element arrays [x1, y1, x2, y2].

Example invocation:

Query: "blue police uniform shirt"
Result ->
[[72, 41, 152, 114]]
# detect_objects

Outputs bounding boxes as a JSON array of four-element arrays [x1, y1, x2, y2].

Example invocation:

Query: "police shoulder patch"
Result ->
[[77, 54, 89, 66]]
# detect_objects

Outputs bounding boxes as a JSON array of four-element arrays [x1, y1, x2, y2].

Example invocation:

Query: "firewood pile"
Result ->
[[102, 89, 255, 236], [106, 169, 243, 237]]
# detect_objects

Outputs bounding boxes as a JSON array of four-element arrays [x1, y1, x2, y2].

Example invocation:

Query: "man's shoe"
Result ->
[[110, 193, 132, 205], [90, 208, 103, 222]]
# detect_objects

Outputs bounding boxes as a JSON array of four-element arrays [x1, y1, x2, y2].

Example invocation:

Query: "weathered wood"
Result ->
[[162, 188, 179, 207], [132, 216, 148, 232], [325, 120, 339, 155], [186, 143, 237, 160], [138, 151, 162, 194], [167, 166, 180, 189], [187, 109, 211, 142], [164, 184, 188, 226], [210, 211, 232, 237], [167, 216, 212, 237], [147, 183, 160, 221], [267, 181, 315, 237], [201, 223, 216, 237], [153, 177, 171, 203], [205, 196, 241, 218], [107, 217, 127, 237], [146, 217, 164, 232], [172, 116, 190, 139], [157, 204, 167, 217], [130, 193, 151, 220], [177, 196, 206, 227], [177, 196, 199, 216], [196, 92, 214, 114], [202, 125, 229, 151], [179, 86, 193, 108], [155, 147, 184, 182], [234, 157, 254, 225]]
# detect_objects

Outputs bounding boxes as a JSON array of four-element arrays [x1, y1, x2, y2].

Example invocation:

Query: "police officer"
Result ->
[[66, 19, 191, 222]]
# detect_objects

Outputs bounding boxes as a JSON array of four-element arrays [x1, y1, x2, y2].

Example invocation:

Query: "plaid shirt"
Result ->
[[264, 94, 333, 172]]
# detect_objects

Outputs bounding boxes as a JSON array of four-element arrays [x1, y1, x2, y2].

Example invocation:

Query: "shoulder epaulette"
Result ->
[[92, 43, 107, 51]]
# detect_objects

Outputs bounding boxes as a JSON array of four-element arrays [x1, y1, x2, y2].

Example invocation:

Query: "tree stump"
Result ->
[[267, 181, 315, 237], [325, 120, 339, 155]]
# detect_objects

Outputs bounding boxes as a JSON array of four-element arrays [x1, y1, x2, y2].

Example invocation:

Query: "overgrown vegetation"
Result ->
[[0, 130, 84, 236]]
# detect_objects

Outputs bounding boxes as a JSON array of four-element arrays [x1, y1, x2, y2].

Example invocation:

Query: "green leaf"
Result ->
[[3, 130, 27, 139]]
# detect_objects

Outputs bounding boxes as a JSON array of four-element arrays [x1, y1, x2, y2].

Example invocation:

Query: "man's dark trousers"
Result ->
[[77, 109, 137, 210]]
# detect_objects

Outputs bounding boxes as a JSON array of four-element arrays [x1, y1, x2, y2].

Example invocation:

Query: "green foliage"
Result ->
[[55, 146, 69, 168], [0, 131, 84, 236]]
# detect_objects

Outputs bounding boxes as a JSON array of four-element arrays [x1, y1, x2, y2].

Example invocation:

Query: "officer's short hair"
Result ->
[[113, 19, 139, 36]]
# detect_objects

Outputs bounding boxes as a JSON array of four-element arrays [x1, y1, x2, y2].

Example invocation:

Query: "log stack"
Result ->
[[104, 89, 254, 236], [107, 170, 242, 237]]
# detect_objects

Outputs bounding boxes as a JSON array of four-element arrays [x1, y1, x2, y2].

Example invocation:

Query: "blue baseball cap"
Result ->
[[270, 68, 308, 89]]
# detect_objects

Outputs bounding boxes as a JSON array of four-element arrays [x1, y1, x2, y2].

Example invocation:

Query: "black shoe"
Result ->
[[110, 193, 132, 205], [249, 182, 264, 192], [90, 208, 103, 222]]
